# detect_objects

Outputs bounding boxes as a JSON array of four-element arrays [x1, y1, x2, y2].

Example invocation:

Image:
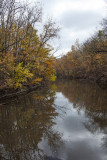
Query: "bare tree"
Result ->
[[0, 0, 42, 53]]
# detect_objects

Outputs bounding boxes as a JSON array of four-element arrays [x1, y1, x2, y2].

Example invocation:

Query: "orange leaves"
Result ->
[[0, 1, 59, 90], [32, 78, 42, 84], [55, 30, 107, 79]]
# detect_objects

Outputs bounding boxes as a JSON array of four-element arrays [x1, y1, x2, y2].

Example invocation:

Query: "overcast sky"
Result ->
[[32, 0, 106, 56]]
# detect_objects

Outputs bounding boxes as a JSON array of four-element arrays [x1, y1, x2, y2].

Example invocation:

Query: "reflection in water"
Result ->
[[56, 80, 107, 157], [0, 81, 107, 160], [56, 80, 107, 133], [0, 86, 62, 160]]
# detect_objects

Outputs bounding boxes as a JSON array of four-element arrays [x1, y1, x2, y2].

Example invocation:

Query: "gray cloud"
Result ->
[[60, 10, 103, 31], [33, 0, 106, 56]]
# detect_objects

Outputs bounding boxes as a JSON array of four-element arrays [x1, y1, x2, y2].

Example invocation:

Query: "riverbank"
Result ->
[[0, 83, 44, 101], [56, 72, 107, 89], [0, 73, 106, 101], [75, 72, 107, 88]]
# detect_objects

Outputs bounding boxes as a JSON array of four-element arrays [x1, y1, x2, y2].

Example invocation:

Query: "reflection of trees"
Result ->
[[0, 86, 62, 160], [56, 80, 107, 151]]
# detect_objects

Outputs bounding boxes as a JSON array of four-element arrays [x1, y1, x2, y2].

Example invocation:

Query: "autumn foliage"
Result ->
[[0, 0, 59, 90], [55, 28, 107, 84]]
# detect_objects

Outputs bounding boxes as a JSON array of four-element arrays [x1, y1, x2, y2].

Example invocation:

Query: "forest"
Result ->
[[55, 20, 107, 86], [0, 0, 59, 93], [0, 0, 107, 96]]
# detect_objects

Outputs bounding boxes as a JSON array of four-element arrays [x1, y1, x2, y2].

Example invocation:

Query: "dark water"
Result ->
[[0, 80, 107, 160]]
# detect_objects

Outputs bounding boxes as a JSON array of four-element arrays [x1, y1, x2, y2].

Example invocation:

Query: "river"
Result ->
[[0, 80, 107, 160]]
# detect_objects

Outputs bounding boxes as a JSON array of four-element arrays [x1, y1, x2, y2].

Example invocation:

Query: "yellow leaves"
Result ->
[[32, 78, 42, 84], [96, 54, 102, 58], [13, 63, 34, 88], [1, 78, 14, 89], [71, 59, 75, 63], [45, 60, 52, 66], [95, 54, 104, 65], [49, 74, 56, 82], [46, 69, 56, 82], [55, 30, 107, 79], [0, 22, 57, 89], [0, 52, 15, 65]]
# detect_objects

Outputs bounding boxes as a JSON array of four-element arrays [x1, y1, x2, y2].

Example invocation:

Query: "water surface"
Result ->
[[0, 80, 107, 160]]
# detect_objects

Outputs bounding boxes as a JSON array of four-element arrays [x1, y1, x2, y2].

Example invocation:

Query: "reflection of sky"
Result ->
[[39, 92, 107, 160]]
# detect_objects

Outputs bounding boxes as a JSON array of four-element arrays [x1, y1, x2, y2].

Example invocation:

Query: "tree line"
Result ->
[[0, 0, 107, 92], [55, 19, 107, 85], [0, 0, 59, 90]]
